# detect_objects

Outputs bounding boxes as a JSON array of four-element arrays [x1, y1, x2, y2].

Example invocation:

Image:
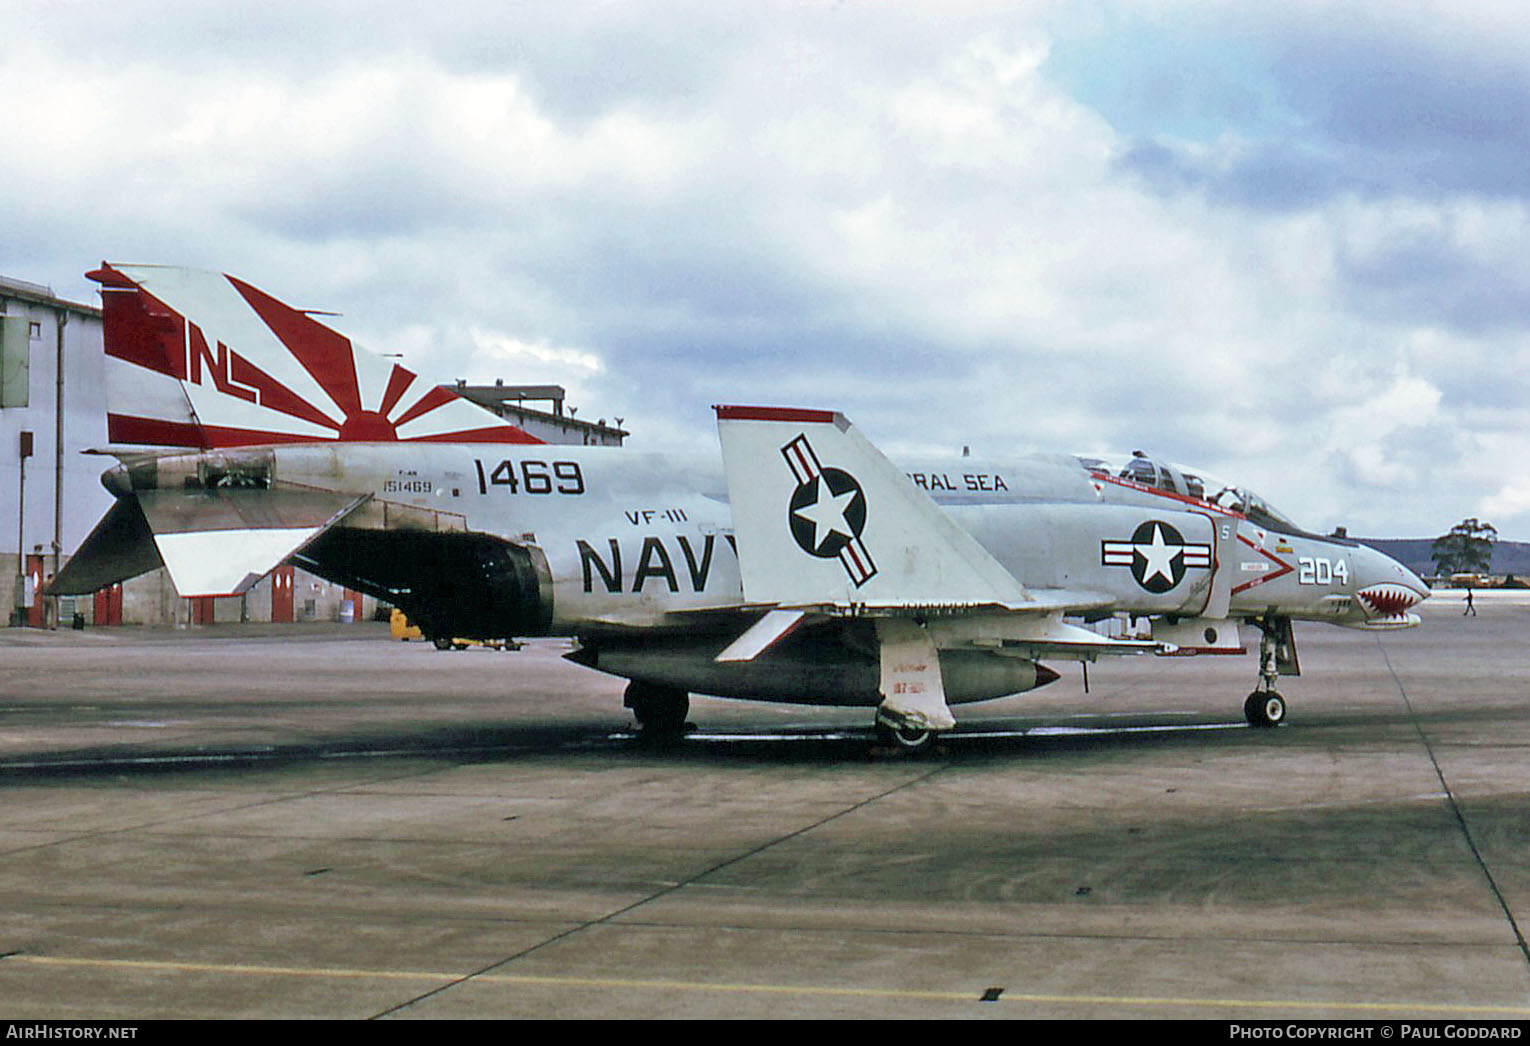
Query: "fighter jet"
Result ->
[[52, 264, 1429, 750]]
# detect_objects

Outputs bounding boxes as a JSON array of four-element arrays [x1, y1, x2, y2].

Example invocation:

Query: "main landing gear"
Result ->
[[874, 719, 938, 754], [624, 681, 691, 742], [1244, 616, 1297, 728]]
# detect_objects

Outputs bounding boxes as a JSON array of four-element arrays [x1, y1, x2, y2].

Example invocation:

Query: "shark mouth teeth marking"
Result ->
[[1357, 584, 1422, 617]]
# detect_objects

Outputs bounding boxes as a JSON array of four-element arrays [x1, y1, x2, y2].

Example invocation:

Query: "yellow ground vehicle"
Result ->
[[389, 608, 424, 640], [389, 608, 519, 650]]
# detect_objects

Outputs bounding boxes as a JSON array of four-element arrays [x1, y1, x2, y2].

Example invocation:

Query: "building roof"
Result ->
[[451, 381, 628, 442], [0, 276, 101, 317]]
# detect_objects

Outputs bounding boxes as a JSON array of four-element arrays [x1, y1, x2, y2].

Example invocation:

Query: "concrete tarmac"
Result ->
[[1, 595, 1529, 1019]]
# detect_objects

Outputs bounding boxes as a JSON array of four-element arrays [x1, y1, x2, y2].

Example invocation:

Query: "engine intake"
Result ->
[[296, 528, 553, 640]]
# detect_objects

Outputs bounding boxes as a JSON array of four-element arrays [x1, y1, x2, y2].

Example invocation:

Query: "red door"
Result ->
[[93, 583, 123, 626], [271, 565, 294, 623], [25, 554, 45, 628]]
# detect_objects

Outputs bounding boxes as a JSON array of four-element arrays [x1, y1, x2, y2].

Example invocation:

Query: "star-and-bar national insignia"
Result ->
[[1102, 521, 1212, 593], [781, 434, 877, 587]]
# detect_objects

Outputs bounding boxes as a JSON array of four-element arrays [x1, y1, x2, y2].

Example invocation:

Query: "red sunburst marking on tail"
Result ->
[[227, 273, 365, 421], [91, 263, 544, 448]]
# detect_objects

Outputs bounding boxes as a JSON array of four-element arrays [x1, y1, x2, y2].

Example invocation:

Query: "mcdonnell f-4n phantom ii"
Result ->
[[53, 264, 1429, 749]]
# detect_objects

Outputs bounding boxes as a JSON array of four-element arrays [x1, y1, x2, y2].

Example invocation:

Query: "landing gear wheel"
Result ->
[[875, 721, 938, 754], [432, 635, 453, 651], [624, 681, 691, 741], [1244, 690, 1286, 728]]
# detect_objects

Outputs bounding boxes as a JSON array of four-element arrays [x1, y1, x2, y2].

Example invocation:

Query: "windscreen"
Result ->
[[1079, 451, 1305, 534]]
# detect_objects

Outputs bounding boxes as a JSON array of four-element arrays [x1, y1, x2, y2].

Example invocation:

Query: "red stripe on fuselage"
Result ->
[[1090, 471, 1242, 517]]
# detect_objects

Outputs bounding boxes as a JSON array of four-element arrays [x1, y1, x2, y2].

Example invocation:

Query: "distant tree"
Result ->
[[1431, 518, 1497, 576]]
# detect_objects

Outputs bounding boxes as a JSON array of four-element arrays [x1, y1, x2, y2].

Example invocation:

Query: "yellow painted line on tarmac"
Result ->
[[11, 954, 455, 983], [8, 954, 1530, 1016]]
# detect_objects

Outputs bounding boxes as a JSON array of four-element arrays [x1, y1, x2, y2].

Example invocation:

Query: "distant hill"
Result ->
[[1358, 538, 1530, 580]]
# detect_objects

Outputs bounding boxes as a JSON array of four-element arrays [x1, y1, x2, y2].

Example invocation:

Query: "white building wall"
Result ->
[[0, 286, 111, 620]]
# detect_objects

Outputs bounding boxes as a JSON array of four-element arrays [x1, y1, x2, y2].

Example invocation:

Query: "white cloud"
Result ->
[[1325, 367, 1443, 488], [468, 327, 603, 374], [1478, 483, 1530, 529]]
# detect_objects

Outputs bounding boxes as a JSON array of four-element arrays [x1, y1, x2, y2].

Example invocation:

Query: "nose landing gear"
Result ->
[[1245, 615, 1298, 728], [1244, 689, 1286, 728]]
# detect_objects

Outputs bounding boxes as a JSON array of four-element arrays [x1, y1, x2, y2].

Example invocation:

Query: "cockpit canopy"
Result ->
[[1076, 450, 1303, 535]]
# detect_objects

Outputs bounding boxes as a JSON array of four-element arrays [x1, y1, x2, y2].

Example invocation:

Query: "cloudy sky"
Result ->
[[5, 0, 1529, 538]]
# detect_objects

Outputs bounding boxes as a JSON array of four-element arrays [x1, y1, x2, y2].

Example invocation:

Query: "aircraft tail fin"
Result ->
[[714, 405, 1030, 610], [87, 263, 544, 450]]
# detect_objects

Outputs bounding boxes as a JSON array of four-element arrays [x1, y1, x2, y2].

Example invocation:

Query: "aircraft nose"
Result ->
[[1354, 549, 1429, 620]]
